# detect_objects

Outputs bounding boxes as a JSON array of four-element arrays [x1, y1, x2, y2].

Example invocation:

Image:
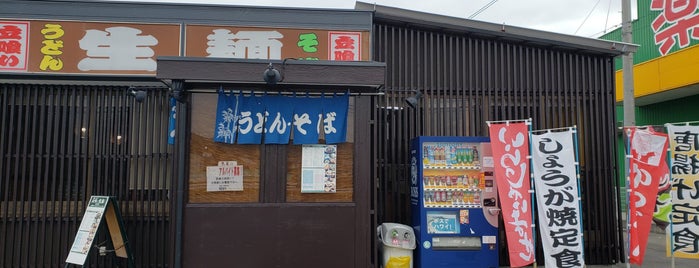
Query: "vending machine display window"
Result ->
[[411, 136, 499, 268], [426, 211, 460, 234]]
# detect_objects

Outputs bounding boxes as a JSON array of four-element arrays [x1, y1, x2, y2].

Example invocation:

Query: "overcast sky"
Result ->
[[108, 0, 638, 38]]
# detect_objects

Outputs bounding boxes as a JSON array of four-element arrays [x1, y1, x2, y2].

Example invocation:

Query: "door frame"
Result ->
[[157, 57, 385, 268]]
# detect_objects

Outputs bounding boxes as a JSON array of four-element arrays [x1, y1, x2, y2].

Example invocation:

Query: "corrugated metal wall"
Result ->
[[600, 0, 699, 69], [636, 95, 699, 125], [0, 84, 172, 267], [372, 22, 625, 265]]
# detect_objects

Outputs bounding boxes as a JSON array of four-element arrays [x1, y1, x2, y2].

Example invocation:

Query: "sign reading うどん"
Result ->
[[213, 93, 349, 145]]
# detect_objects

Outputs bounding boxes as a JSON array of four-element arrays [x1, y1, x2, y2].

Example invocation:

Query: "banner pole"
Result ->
[[625, 128, 635, 268], [665, 123, 675, 268], [572, 126, 585, 264], [526, 118, 537, 268], [670, 155, 675, 268]]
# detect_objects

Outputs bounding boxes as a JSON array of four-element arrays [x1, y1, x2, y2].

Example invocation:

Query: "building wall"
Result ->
[[602, 0, 699, 174], [2, 1, 630, 267], [0, 84, 173, 267], [600, 0, 699, 102], [1, 1, 375, 267], [601, 0, 699, 67], [372, 20, 625, 265]]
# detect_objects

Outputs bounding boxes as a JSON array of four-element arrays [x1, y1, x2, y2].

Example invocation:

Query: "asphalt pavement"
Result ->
[[587, 228, 699, 268], [504, 226, 699, 267]]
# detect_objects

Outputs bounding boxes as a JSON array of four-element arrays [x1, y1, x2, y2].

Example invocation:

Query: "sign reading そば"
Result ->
[[185, 25, 368, 61]]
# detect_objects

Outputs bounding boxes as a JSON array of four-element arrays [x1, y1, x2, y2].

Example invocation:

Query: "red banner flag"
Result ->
[[627, 128, 669, 265], [489, 122, 535, 267]]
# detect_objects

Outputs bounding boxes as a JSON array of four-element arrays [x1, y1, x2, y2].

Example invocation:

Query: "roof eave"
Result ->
[[356, 1, 638, 56]]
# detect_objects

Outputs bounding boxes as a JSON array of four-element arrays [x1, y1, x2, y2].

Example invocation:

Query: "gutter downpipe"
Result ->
[[172, 80, 187, 268]]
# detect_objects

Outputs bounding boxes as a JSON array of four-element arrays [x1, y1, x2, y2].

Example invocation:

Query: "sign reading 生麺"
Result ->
[[0, 19, 369, 75]]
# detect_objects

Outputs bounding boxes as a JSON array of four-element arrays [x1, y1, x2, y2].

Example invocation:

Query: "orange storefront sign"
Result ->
[[185, 25, 369, 61], [0, 20, 181, 75], [1, 19, 370, 76]]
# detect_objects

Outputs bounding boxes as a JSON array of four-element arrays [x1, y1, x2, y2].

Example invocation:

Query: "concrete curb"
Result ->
[[650, 222, 668, 234]]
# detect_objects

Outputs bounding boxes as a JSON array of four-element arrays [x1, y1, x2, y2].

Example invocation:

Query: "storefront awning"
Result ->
[[156, 57, 386, 93]]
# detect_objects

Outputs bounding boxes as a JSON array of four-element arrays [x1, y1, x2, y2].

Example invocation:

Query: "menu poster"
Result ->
[[206, 161, 244, 192], [301, 145, 337, 193], [65, 196, 109, 265]]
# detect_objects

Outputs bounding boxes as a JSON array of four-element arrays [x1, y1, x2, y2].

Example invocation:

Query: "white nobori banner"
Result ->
[[531, 129, 584, 268]]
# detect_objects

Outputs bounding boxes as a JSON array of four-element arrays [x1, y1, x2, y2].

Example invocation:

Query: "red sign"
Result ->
[[488, 122, 535, 268], [0, 21, 29, 71], [650, 0, 699, 55], [627, 128, 669, 265], [329, 32, 361, 61]]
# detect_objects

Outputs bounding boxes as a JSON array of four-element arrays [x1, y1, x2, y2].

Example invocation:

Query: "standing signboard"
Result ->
[[66, 196, 134, 267]]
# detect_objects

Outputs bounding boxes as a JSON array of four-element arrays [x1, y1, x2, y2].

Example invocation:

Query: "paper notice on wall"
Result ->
[[206, 161, 244, 191], [301, 145, 337, 193]]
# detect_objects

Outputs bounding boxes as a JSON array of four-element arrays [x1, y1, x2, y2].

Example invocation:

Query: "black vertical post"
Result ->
[[171, 80, 187, 268]]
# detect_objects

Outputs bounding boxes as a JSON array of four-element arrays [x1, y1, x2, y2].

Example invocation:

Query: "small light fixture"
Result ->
[[80, 127, 87, 139], [263, 63, 281, 85], [405, 90, 423, 109], [127, 87, 147, 103]]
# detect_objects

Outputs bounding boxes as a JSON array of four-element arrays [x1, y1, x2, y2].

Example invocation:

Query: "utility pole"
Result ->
[[621, 4, 635, 268], [622, 0, 635, 127]]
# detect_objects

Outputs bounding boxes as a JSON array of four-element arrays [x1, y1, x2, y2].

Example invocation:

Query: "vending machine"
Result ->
[[410, 136, 499, 268]]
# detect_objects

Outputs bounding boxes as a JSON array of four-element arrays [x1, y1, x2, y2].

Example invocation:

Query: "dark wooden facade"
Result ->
[[1, 1, 637, 267], [0, 84, 173, 267], [156, 58, 385, 268], [362, 3, 634, 265]]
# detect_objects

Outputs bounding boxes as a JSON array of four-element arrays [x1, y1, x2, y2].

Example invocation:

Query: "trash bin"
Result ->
[[377, 223, 416, 268]]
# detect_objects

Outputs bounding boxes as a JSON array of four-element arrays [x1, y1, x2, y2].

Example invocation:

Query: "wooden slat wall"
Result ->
[[371, 22, 625, 265], [0, 84, 173, 267]]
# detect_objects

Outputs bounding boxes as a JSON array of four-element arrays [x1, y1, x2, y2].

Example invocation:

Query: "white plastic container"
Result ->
[[377, 223, 416, 268]]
